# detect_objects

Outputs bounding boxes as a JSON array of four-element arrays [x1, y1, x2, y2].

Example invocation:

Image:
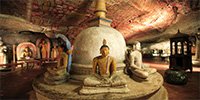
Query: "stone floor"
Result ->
[[0, 59, 200, 100], [144, 58, 200, 100]]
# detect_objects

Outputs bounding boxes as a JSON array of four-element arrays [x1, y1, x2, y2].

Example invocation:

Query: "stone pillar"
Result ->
[[26, 0, 33, 21], [195, 38, 200, 61], [13, 45, 16, 63], [194, 29, 200, 62]]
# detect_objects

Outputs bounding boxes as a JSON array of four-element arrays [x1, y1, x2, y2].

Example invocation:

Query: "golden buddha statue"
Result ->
[[44, 45, 69, 85], [21, 46, 33, 60], [80, 39, 129, 94]]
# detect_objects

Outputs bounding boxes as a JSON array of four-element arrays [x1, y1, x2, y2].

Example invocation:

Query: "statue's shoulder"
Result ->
[[130, 50, 135, 55], [108, 56, 113, 59], [131, 50, 140, 55], [108, 56, 115, 61], [93, 56, 101, 60], [61, 52, 68, 57]]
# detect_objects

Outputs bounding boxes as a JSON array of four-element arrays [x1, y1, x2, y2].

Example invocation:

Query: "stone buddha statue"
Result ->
[[80, 40, 129, 94], [0, 37, 7, 68], [44, 45, 69, 85], [125, 41, 157, 79]]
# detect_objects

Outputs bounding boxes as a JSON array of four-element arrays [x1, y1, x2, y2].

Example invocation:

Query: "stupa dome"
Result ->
[[71, 25, 126, 76], [71, 0, 126, 79]]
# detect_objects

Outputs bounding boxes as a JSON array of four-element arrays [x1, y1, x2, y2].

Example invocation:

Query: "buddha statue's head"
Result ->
[[58, 46, 64, 53], [100, 39, 109, 57], [133, 41, 141, 51], [41, 39, 46, 44], [23, 46, 32, 59], [24, 46, 31, 52]]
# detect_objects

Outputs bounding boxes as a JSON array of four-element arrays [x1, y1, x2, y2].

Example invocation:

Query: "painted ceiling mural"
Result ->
[[0, 0, 200, 43]]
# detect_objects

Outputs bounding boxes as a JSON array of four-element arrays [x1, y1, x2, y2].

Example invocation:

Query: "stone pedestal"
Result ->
[[80, 85, 129, 95], [32, 72, 168, 100], [43, 69, 69, 85]]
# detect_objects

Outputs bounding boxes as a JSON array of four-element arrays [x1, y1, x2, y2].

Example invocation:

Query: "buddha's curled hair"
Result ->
[[100, 39, 109, 50]]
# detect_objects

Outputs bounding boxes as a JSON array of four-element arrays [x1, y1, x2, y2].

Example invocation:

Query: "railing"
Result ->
[[0, 62, 24, 71], [0, 58, 57, 75]]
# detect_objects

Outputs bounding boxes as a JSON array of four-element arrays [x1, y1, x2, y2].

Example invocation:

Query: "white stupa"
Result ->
[[71, 0, 126, 80]]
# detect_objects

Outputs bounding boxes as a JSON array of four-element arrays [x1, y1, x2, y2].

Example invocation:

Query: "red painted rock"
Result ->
[[32, 4, 39, 9], [68, 6, 74, 10], [63, 5, 67, 9], [55, 0, 63, 5], [56, 6, 63, 11], [58, 14, 64, 17], [53, 9, 57, 13], [58, 10, 64, 14], [63, 8, 69, 11]]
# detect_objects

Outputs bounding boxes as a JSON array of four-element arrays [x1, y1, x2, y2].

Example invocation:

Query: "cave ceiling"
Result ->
[[0, 0, 200, 43]]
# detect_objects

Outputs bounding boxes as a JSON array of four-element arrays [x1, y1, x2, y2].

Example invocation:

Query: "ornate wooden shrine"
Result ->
[[170, 30, 192, 72]]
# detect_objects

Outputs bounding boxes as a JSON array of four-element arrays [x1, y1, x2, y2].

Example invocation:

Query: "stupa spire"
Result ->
[[89, 0, 111, 27], [95, 0, 107, 18]]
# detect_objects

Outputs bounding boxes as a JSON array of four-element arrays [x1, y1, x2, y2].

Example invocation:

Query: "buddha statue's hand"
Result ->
[[131, 65, 141, 70], [110, 73, 117, 79], [101, 77, 111, 84], [67, 50, 73, 54], [103, 77, 109, 82], [93, 73, 102, 80], [108, 78, 113, 84]]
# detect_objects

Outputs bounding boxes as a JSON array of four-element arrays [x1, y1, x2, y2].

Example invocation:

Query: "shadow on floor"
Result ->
[[0, 68, 45, 99]]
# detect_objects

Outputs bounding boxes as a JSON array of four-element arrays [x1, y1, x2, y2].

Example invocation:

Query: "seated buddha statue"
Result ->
[[44, 45, 69, 85], [21, 46, 33, 60], [0, 37, 7, 69], [125, 41, 157, 79], [80, 39, 129, 94]]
